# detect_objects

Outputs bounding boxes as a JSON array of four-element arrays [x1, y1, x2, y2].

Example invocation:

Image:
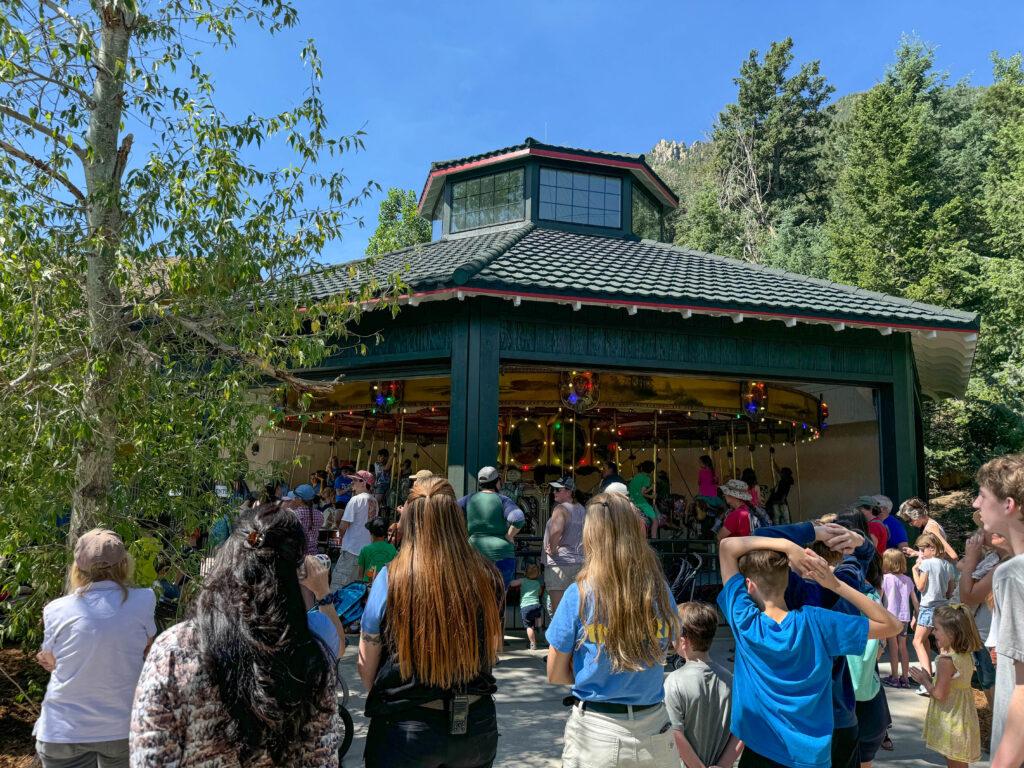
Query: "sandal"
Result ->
[[881, 676, 900, 687]]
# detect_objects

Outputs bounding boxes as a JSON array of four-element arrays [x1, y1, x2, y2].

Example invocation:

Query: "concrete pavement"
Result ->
[[336, 631, 990, 767]]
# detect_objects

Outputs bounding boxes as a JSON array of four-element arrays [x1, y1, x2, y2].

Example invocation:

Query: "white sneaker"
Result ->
[[916, 685, 930, 696]]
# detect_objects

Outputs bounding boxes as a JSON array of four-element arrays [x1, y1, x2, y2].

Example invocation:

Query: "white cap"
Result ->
[[605, 482, 628, 496]]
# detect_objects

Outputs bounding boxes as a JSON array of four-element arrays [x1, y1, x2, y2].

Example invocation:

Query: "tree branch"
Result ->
[[0, 139, 86, 202], [3, 346, 86, 390], [7, 61, 95, 107], [171, 315, 340, 394], [112, 133, 133, 182], [0, 104, 86, 159], [40, 0, 95, 45]]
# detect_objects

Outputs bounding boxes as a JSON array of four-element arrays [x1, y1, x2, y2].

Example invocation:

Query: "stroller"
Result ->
[[327, 580, 369, 762], [665, 553, 704, 671]]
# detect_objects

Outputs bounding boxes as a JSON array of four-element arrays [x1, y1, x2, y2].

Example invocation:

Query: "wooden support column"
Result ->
[[448, 301, 501, 495]]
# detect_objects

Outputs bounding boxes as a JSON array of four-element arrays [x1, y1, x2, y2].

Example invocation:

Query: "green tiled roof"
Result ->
[[304, 224, 978, 398], [430, 137, 644, 171]]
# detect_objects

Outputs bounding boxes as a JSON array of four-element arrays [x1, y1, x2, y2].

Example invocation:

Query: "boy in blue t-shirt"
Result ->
[[717, 535, 901, 768]]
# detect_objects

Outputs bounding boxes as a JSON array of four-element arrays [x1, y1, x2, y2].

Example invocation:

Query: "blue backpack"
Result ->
[[333, 581, 369, 626]]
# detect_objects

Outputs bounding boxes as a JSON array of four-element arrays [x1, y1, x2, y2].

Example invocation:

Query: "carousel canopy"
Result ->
[[301, 224, 978, 400]]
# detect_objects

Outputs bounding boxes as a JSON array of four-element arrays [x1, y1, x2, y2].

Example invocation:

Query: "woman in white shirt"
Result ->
[[34, 528, 156, 768]]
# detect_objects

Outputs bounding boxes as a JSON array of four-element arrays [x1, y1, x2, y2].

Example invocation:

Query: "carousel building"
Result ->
[[253, 138, 979, 528]]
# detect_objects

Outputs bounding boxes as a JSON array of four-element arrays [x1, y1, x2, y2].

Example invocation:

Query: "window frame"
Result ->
[[448, 166, 527, 234], [537, 165, 624, 231]]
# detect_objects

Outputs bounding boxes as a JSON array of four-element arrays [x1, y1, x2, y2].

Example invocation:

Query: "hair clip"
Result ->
[[246, 530, 265, 549]]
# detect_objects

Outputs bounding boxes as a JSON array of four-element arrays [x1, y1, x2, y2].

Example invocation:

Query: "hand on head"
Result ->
[[815, 523, 864, 555], [800, 549, 841, 591]]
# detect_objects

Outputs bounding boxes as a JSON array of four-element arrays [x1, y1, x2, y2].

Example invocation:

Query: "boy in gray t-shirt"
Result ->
[[664, 602, 741, 768], [973, 453, 1024, 765]]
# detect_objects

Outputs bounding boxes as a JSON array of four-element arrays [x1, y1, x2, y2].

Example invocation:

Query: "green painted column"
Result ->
[[448, 308, 471, 495], [465, 302, 500, 490]]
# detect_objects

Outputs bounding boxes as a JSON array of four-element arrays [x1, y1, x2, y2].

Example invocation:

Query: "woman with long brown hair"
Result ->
[[547, 492, 680, 767], [357, 476, 503, 768]]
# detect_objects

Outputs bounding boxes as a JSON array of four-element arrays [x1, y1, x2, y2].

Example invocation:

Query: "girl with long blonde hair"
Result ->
[[357, 477, 503, 768], [547, 492, 680, 768]]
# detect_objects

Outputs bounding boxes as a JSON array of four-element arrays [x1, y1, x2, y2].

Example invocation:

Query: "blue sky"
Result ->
[[204, 1, 1024, 263]]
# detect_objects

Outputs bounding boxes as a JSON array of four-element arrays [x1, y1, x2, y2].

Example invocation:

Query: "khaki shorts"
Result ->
[[561, 703, 676, 768], [545, 563, 582, 592]]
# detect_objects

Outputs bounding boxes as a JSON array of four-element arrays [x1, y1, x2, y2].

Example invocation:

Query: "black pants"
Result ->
[[738, 747, 788, 768], [364, 698, 498, 768], [832, 724, 860, 768]]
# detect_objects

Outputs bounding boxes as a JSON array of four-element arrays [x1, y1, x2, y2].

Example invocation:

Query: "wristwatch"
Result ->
[[315, 593, 335, 607]]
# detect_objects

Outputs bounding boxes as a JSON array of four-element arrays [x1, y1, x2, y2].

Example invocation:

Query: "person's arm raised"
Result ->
[[718, 535, 815, 583], [803, 557, 902, 640]]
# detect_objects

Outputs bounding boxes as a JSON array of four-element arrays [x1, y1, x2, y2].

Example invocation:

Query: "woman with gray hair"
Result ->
[[34, 529, 156, 768], [897, 498, 958, 561]]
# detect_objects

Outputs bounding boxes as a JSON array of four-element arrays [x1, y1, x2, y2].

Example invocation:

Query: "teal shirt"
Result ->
[[467, 491, 514, 562], [628, 473, 656, 519], [846, 591, 882, 701], [358, 540, 397, 582], [520, 577, 542, 607]]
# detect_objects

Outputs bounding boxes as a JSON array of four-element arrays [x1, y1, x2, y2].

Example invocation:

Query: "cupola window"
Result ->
[[450, 168, 525, 233], [631, 183, 661, 240], [539, 167, 621, 228]]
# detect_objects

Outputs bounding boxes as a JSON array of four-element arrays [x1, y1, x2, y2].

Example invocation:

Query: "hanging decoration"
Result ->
[[743, 381, 767, 415], [370, 381, 403, 414], [818, 397, 830, 430], [560, 370, 600, 413]]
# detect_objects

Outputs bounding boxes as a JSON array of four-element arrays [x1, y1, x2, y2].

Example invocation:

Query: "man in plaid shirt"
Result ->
[[285, 484, 323, 555]]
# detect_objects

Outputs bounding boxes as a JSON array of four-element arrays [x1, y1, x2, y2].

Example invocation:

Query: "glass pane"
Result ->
[[453, 181, 467, 200], [557, 187, 572, 205], [572, 206, 588, 224], [540, 167, 556, 186], [539, 202, 555, 220], [589, 209, 605, 226], [556, 170, 572, 188], [606, 177, 621, 194], [605, 193, 620, 212], [540, 185, 555, 203], [573, 189, 589, 206], [589, 190, 604, 209], [556, 204, 572, 221], [479, 175, 494, 194], [607, 210, 621, 228], [572, 173, 588, 191]]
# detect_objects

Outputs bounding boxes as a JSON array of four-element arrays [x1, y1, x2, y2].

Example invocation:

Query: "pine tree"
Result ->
[[366, 188, 432, 256]]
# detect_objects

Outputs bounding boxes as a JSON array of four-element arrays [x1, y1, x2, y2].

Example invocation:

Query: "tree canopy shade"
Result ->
[[366, 187, 432, 256], [0, 0, 400, 640]]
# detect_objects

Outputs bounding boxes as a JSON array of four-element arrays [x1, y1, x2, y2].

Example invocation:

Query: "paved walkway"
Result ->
[[336, 631, 990, 767]]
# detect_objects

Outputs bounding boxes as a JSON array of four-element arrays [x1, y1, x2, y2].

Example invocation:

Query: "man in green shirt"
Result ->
[[460, 466, 525, 589], [628, 460, 658, 538], [357, 517, 397, 583]]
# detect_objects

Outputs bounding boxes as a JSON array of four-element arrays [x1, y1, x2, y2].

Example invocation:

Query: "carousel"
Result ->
[[273, 368, 828, 533]]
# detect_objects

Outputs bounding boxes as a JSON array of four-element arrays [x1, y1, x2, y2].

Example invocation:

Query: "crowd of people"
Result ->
[[26, 451, 1024, 768]]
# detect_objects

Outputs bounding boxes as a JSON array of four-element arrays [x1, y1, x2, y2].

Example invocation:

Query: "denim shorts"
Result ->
[[917, 606, 936, 628], [493, 557, 515, 591], [521, 604, 542, 628]]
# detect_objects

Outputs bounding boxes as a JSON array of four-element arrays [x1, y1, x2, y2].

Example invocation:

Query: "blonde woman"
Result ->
[[34, 529, 156, 768], [547, 492, 680, 768], [357, 477, 503, 768]]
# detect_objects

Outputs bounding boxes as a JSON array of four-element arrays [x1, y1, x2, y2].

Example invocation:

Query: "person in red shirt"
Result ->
[[856, 495, 890, 553], [717, 479, 753, 541]]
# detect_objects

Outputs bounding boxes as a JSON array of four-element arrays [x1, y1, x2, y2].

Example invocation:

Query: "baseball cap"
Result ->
[[74, 528, 127, 570], [855, 494, 880, 511], [605, 482, 628, 496], [409, 469, 434, 482], [550, 477, 576, 492], [346, 470, 375, 486], [477, 466, 500, 484], [293, 483, 316, 502]]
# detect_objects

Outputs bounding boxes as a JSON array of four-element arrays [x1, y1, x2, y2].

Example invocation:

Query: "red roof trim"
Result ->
[[399, 286, 977, 334], [417, 147, 678, 213]]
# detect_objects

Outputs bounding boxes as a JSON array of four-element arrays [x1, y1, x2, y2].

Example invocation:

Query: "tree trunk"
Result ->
[[70, 4, 133, 541]]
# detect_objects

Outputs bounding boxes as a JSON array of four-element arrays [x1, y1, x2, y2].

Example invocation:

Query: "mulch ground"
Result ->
[[0, 647, 42, 768]]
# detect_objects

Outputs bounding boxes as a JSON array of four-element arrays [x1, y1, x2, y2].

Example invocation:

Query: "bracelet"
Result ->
[[315, 593, 335, 607]]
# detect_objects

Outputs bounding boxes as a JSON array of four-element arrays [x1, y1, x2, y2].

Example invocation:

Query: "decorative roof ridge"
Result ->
[[641, 238, 979, 326], [452, 222, 535, 286]]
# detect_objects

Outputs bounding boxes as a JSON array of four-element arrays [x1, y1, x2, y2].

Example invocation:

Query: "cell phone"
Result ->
[[449, 695, 469, 735]]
